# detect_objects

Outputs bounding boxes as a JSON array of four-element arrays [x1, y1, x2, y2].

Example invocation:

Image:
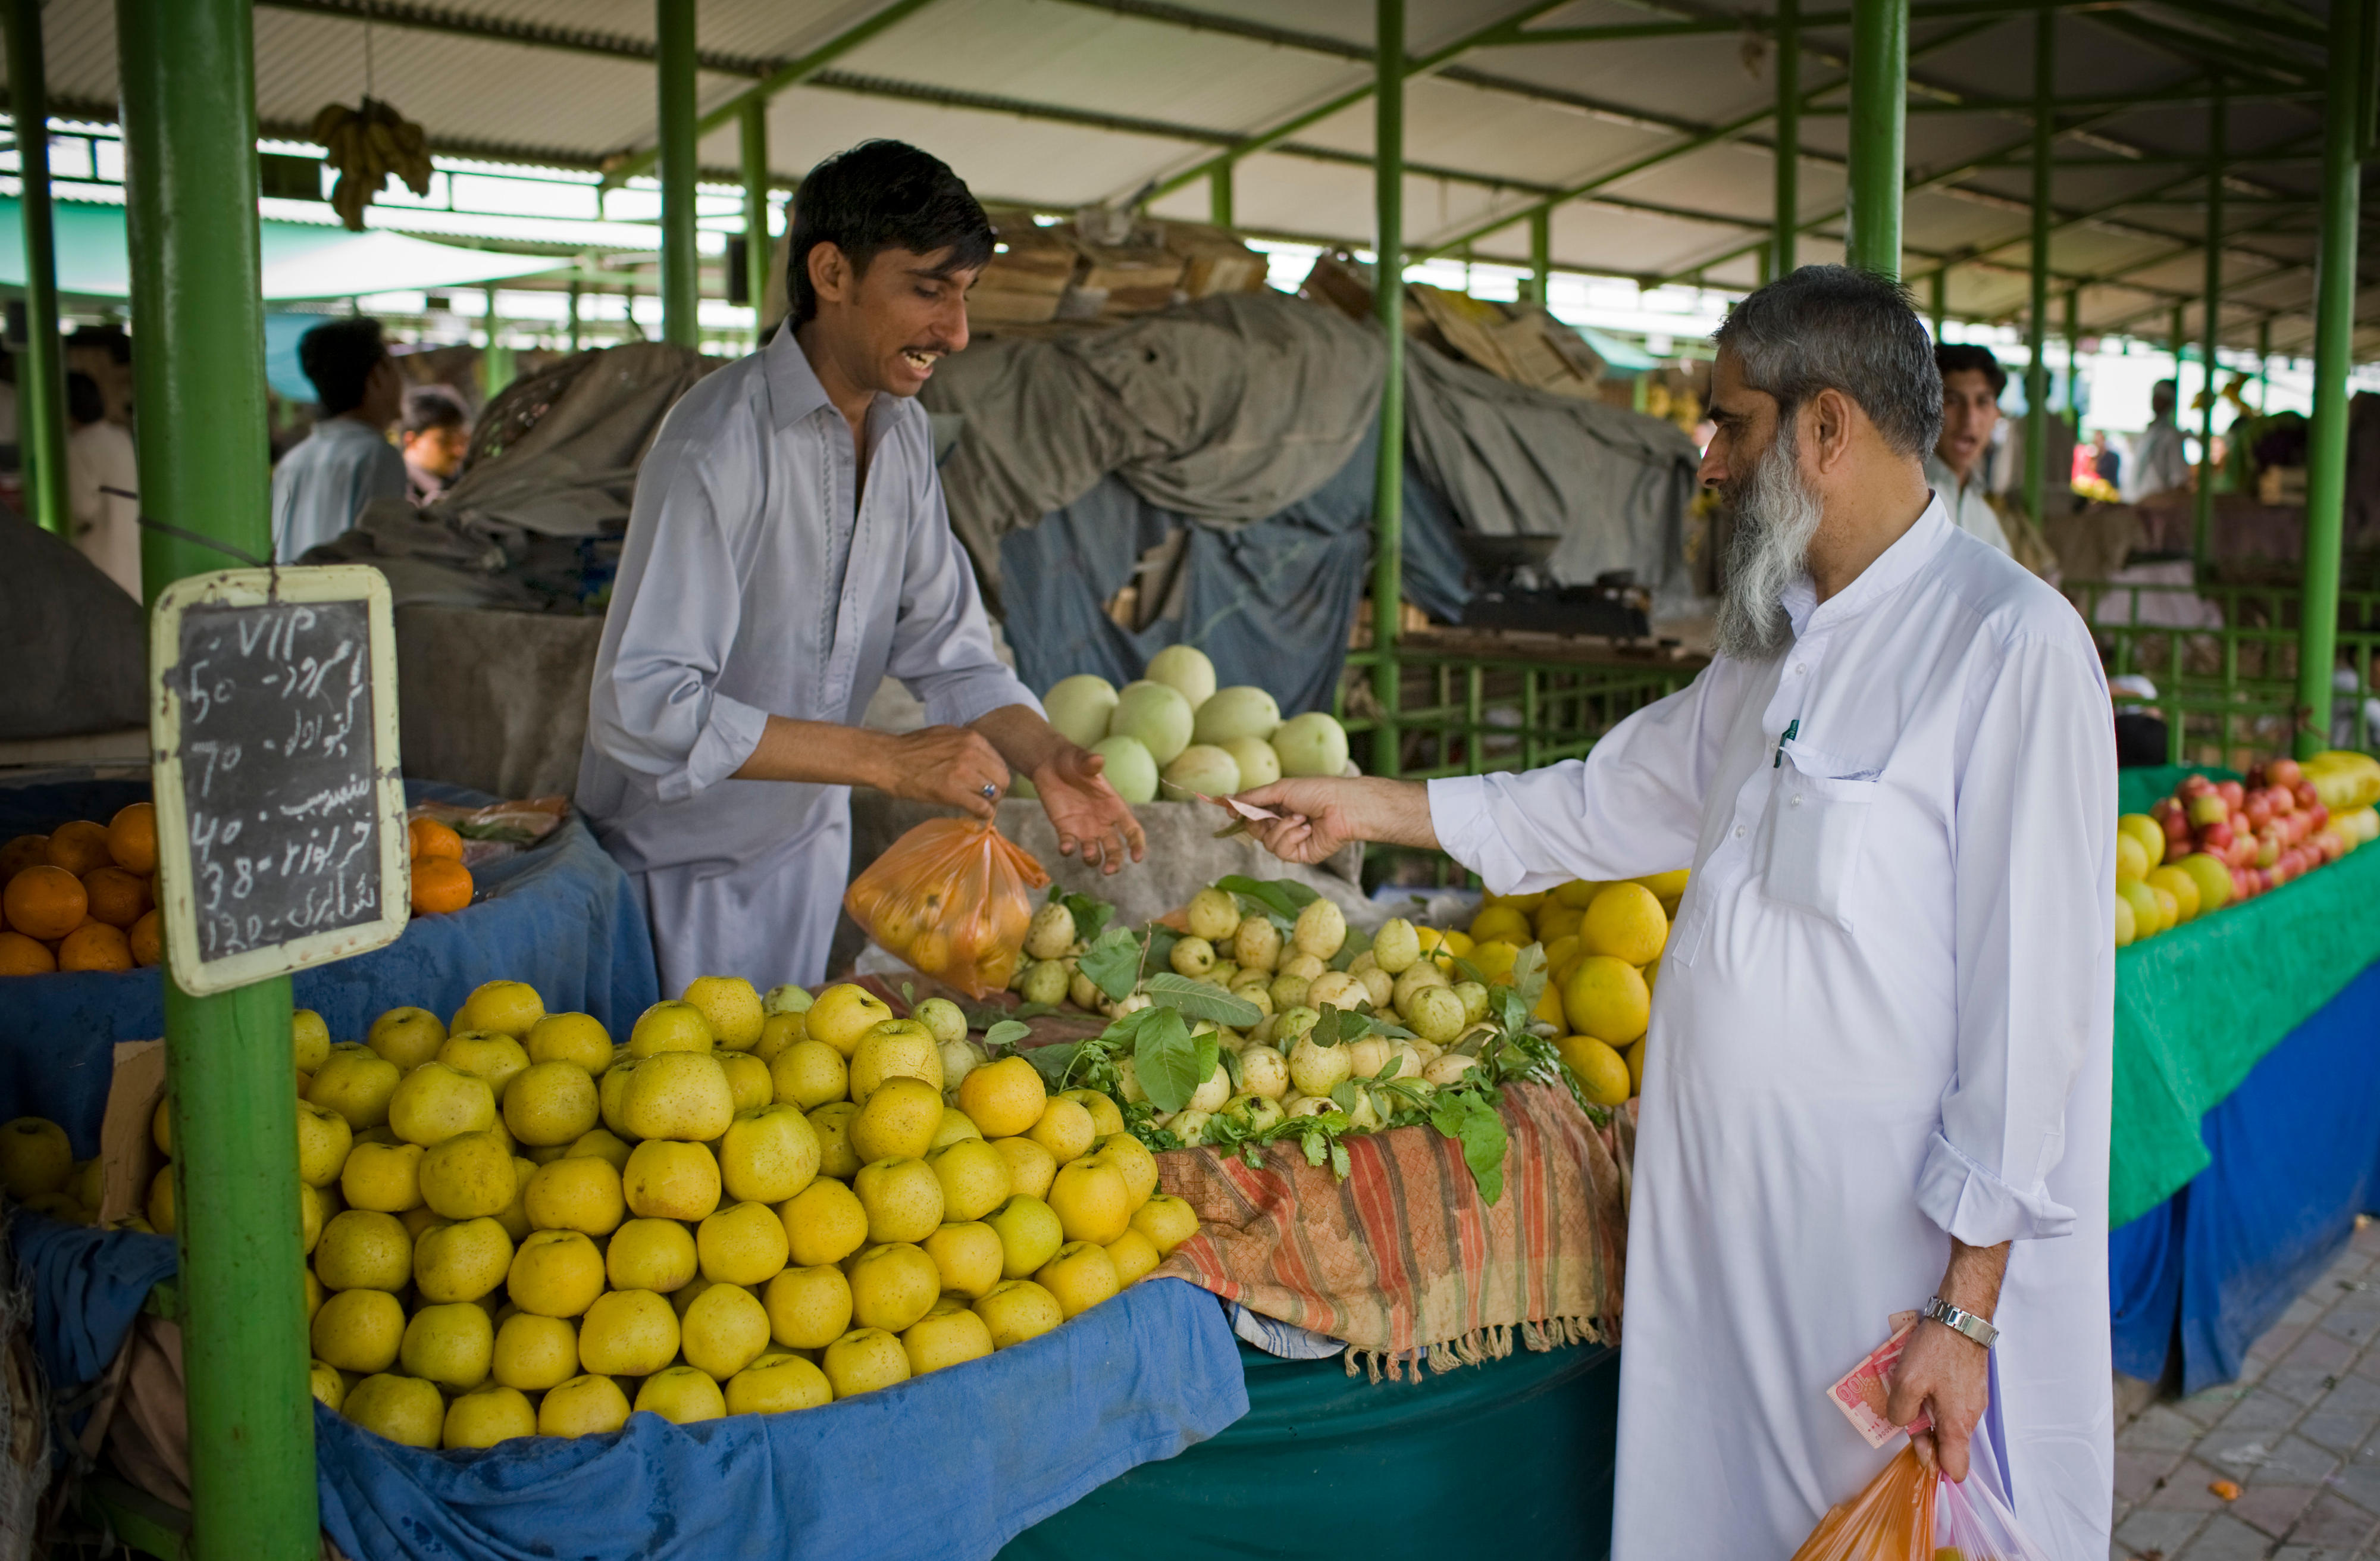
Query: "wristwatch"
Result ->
[[1922, 1296, 2000, 1350]]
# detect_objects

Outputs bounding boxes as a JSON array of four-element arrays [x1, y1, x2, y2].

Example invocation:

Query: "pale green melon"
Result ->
[[1106, 682, 1194, 767], [1223, 737, 1281, 790], [1091, 736, 1158, 803], [1042, 674, 1120, 749], [1192, 685, 1281, 746], [1273, 712, 1350, 778], [1161, 744, 1241, 801], [1145, 645, 1217, 711]]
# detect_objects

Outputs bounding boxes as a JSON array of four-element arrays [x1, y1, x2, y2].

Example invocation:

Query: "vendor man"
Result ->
[[1928, 342, 2013, 554], [579, 140, 1144, 992], [1236, 268, 2114, 1559]]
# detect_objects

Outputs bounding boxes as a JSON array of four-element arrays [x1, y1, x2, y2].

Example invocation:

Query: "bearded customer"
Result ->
[[579, 140, 1144, 992], [1233, 267, 2113, 1557]]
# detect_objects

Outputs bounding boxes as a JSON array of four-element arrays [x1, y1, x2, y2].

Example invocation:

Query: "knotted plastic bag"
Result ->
[[843, 819, 1050, 997]]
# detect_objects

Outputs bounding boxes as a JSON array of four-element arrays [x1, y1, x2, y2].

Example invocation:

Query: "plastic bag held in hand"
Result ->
[[1933, 1435, 2052, 1561], [843, 819, 1051, 997], [1789, 1446, 1936, 1561]]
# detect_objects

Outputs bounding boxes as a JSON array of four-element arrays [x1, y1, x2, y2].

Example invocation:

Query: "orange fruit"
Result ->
[[45, 821, 113, 876], [108, 803, 158, 874], [128, 909, 163, 968], [83, 866, 151, 928], [4, 865, 87, 941], [0, 932, 54, 975], [409, 818, 465, 862], [411, 857, 472, 916], [59, 922, 131, 973], [0, 835, 47, 884]]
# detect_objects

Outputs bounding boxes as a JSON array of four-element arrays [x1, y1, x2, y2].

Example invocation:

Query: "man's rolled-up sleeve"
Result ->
[[1919, 633, 2116, 1246], [588, 436, 770, 804], [885, 462, 1038, 730], [1427, 662, 1735, 896]]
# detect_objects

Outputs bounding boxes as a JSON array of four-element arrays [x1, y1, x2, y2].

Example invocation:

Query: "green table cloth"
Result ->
[[2110, 766, 2380, 1224], [999, 1340, 1621, 1560]]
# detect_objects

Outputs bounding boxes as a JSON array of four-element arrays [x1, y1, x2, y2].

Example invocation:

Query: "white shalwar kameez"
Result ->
[[1430, 497, 2115, 1560], [578, 327, 1037, 993]]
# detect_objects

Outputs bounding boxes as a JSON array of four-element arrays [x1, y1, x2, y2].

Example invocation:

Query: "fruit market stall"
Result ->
[[0, 776, 658, 1159], [2103, 756, 2380, 1393]]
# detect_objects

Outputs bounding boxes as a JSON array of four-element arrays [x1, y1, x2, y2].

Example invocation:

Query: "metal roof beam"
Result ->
[[1133, 0, 1580, 205], [597, 0, 945, 191], [1410, 17, 1996, 260], [2082, 10, 2319, 90], [252, 0, 777, 75], [1800, 86, 2321, 113], [1509, 0, 2131, 45]]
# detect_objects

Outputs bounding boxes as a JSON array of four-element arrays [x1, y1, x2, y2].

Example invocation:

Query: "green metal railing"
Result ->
[[2068, 575, 2380, 768]]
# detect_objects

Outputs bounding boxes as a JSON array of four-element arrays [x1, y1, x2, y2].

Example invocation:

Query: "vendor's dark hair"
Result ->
[[786, 140, 992, 328], [65, 371, 105, 427], [1934, 342, 2007, 398], [1712, 265, 1943, 459], [402, 385, 469, 436], [298, 316, 389, 416]]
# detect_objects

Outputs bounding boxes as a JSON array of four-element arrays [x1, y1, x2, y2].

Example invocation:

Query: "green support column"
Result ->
[[5, 0, 70, 539], [740, 98, 771, 321], [117, 5, 315, 1560], [482, 285, 515, 398], [2024, 7, 2053, 528], [2064, 286, 2082, 429], [1930, 267, 1946, 336], [1527, 208, 1550, 305], [656, 0, 699, 349], [1371, 0, 1405, 779], [1774, 0, 1799, 278], [2296, 0, 2363, 758], [2257, 316, 2271, 409], [2195, 82, 2225, 569], [1844, 0, 1906, 277], [568, 281, 582, 352], [1209, 163, 1232, 229]]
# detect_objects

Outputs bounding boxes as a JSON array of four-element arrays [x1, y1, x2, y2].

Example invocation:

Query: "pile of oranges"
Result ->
[[1, 805, 161, 975], [409, 817, 475, 917]]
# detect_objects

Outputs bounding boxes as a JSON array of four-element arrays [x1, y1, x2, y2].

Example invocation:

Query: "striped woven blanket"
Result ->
[[1153, 1082, 1629, 1379]]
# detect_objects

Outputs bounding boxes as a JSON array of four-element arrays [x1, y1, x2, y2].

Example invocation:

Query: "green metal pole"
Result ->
[[5, 0, 70, 539], [482, 285, 515, 398], [568, 281, 582, 352], [1371, 0, 1404, 780], [656, 0, 699, 349], [117, 4, 314, 1560], [2024, 7, 2052, 528], [1527, 208, 1550, 305], [1774, 0, 1799, 278], [2195, 80, 2225, 569], [1930, 267, 1946, 335], [1210, 163, 1232, 228], [740, 98, 771, 323], [2296, 0, 2362, 759], [1844, 0, 1906, 276], [2064, 285, 2082, 430], [2257, 315, 2271, 409]]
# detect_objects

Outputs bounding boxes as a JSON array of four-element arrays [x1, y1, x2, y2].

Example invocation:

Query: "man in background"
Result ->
[[66, 370, 139, 598], [2127, 378, 2193, 502], [271, 316, 406, 560], [399, 385, 471, 505], [1928, 343, 2013, 553]]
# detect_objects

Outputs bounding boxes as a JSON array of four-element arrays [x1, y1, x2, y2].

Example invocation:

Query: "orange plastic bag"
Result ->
[[1790, 1446, 1937, 1561], [843, 819, 1050, 997]]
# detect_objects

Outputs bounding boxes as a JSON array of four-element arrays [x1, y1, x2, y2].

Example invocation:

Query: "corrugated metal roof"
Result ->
[[5, 0, 2362, 348]]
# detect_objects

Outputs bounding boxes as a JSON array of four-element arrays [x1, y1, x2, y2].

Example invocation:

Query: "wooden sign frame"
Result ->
[[148, 566, 409, 996]]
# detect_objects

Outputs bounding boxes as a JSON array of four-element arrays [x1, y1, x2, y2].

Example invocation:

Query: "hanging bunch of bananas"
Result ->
[[311, 98, 433, 231]]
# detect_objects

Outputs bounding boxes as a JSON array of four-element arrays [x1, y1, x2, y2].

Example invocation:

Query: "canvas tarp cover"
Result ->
[[0, 512, 145, 740]]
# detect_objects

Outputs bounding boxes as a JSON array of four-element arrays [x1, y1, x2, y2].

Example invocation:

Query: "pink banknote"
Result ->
[[1827, 1316, 1934, 1449]]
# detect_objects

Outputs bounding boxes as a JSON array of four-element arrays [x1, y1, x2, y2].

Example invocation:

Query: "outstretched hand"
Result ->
[[1032, 744, 1147, 874], [1230, 779, 1373, 865]]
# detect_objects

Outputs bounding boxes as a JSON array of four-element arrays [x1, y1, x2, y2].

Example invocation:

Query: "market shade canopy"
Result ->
[[0, 197, 558, 300]]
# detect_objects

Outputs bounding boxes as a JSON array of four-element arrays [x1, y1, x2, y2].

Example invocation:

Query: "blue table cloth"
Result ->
[[0, 777, 658, 1156], [2109, 958, 2380, 1394]]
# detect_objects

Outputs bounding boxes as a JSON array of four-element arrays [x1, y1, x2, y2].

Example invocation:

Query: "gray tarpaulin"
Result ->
[[996, 426, 1468, 716], [0, 512, 145, 740], [1401, 342, 1701, 600], [926, 292, 1386, 590]]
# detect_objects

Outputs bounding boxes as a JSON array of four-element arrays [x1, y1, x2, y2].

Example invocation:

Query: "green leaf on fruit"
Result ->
[[1329, 925, 1374, 972], [1216, 875, 1319, 925], [1054, 889, 1114, 946], [1507, 943, 1546, 1005], [1142, 973, 1262, 1027], [1119, 1005, 1205, 1113], [1022, 1040, 1082, 1085], [1329, 1080, 1360, 1113], [1078, 927, 1144, 1002], [1430, 1089, 1509, 1205], [1218, 1046, 1244, 1090], [1139, 923, 1182, 976], [982, 1019, 1032, 1052]]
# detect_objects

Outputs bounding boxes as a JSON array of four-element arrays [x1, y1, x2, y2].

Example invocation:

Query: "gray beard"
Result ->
[[1712, 430, 1824, 662]]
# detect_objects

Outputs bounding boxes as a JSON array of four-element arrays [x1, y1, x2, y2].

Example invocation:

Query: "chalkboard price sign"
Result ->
[[150, 567, 409, 996]]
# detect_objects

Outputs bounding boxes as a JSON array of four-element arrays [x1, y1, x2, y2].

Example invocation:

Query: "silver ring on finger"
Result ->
[[981, 783, 998, 802]]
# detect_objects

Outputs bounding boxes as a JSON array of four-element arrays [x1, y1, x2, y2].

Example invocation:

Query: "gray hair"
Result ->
[[1711, 265, 1943, 459]]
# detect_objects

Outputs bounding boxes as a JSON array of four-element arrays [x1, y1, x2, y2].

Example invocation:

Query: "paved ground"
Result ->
[[2113, 1218, 2380, 1560]]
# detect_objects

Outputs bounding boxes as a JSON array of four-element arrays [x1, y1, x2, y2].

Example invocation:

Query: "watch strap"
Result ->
[[1923, 1295, 1999, 1349]]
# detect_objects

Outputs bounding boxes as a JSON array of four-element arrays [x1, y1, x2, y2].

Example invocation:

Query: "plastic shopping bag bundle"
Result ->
[[843, 818, 1051, 997], [1790, 1439, 2050, 1561]]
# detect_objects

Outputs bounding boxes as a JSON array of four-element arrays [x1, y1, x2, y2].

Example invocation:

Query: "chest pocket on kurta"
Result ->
[[1761, 749, 1880, 928]]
